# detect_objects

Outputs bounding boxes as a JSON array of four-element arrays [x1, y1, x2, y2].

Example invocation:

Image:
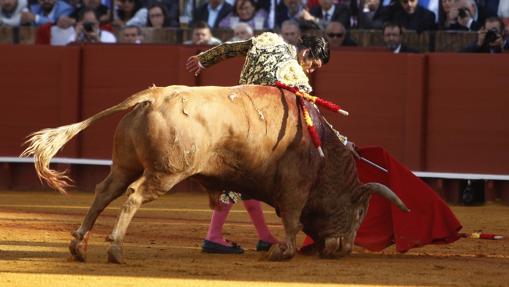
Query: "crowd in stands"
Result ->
[[0, 0, 507, 52]]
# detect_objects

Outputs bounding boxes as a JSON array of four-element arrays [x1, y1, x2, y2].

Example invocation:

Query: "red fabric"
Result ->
[[302, 146, 462, 253]]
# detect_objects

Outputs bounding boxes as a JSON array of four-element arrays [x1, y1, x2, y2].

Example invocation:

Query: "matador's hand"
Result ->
[[186, 56, 203, 76]]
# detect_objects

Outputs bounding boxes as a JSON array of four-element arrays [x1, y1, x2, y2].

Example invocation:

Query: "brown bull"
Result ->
[[21, 84, 409, 263]]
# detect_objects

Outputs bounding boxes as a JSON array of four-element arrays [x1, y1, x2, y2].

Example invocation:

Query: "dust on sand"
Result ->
[[0, 191, 508, 287]]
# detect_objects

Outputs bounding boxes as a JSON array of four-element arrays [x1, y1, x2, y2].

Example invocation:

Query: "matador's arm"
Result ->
[[197, 39, 253, 68]]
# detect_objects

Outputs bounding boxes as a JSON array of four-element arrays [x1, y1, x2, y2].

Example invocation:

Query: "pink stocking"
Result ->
[[205, 202, 233, 246], [243, 200, 278, 243]]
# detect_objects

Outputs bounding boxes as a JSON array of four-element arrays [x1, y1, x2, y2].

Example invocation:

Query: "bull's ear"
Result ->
[[350, 185, 371, 204]]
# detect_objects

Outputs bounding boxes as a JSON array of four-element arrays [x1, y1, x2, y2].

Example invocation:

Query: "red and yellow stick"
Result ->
[[298, 97, 324, 157], [275, 81, 349, 116]]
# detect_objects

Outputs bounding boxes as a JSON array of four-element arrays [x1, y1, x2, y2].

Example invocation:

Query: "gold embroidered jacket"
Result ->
[[197, 32, 312, 93]]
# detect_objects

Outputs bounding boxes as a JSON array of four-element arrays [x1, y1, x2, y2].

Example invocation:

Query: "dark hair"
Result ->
[[117, 0, 144, 22], [122, 25, 142, 35], [298, 35, 330, 64], [147, 2, 171, 27], [485, 16, 505, 33], [192, 21, 211, 30], [79, 7, 99, 22], [383, 22, 403, 34], [233, 0, 259, 18]]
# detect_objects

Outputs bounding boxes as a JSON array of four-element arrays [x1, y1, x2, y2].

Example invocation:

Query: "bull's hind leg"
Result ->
[[106, 171, 185, 264], [69, 168, 138, 262]]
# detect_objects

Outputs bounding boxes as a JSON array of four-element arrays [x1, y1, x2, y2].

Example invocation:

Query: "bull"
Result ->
[[21, 85, 409, 263]]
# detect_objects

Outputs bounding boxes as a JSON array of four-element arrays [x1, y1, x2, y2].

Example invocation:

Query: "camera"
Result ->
[[484, 28, 500, 45], [458, 8, 468, 18], [83, 21, 95, 33]]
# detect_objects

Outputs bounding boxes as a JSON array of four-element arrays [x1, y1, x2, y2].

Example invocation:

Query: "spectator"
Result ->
[[309, 0, 350, 29], [280, 19, 301, 45], [70, 0, 110, 24], [386, 0, 436, 31], [147, 0, 179, 28], [324, 21, 357, 47], [0, 0, 27, 26], [229, 22, 253, 40], [218, 0, 267, 30], [383, 21, 419, 52], [439, 0, 480, 30], [21, 0, 74, 26], [184, 21, 222, 45], [114, 0, 147, 27], [275, 0, 314, 28], [69, 8, 116, 43], [119, 24, 143, 42], [460, 16, 508, 53], [193, 0, 233, 28], [147, 2, 172, 28], [357, 0, 389, 29]]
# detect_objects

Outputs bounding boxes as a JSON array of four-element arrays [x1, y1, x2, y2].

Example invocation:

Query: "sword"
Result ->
[[359, 156, 388, 173]]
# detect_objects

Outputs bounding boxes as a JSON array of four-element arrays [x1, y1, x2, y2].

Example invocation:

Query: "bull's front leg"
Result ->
[[267, 208, 303, 261]]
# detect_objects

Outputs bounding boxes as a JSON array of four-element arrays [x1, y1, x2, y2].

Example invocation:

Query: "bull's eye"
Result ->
[[358, 209, 364, 218]]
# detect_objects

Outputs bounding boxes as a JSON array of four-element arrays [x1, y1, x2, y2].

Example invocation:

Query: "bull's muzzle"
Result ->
[[319, 236, 353, 258]]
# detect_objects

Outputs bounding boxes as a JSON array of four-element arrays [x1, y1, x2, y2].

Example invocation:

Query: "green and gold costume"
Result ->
[[197, 32, 312, 93]]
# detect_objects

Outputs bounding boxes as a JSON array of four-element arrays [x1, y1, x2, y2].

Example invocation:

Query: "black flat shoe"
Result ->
[[201, 240, 244, 254]]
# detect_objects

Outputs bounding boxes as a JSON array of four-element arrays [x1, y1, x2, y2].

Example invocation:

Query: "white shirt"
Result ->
[[207, 3, 224, 28], [321, 5, 335, 21]]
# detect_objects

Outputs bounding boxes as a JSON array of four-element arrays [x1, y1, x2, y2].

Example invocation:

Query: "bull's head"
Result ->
[[301, 182, 409, 258]]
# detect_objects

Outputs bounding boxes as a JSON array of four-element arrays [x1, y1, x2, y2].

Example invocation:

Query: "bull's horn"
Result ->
[[364, 183, 410, 212]]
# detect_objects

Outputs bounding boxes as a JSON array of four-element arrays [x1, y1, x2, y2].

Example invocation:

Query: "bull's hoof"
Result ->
[[266, 243, 293, 261], [69, 238, 87, 262], [107, 244, 124, 264]]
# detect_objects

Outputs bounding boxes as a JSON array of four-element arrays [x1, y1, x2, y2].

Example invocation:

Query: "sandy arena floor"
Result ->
[[0, 190, 508, 287]]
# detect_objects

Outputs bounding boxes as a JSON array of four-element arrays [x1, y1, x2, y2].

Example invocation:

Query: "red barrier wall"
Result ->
[[1, 45, 508, 188], [426, 54, 509, 173]]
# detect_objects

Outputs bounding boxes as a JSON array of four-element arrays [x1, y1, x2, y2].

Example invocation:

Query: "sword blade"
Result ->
[[359, 156, 388, 173]]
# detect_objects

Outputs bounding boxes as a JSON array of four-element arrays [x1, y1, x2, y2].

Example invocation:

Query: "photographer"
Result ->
[[70, 8, 116, 43], [441, 0, 480, 31], [460, 17, 508, 53]]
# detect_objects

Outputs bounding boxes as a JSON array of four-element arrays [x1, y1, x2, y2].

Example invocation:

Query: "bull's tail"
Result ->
[[20, 87, 157, 194]]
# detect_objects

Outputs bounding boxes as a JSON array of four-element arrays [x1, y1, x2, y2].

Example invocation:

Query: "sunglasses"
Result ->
[[327, 33, 344, 38]]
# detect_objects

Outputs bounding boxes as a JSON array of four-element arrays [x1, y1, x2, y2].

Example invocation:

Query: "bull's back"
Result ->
[[114, 85, 313, 176]]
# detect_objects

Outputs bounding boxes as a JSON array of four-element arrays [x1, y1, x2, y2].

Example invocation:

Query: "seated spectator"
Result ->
[[383, 22, 419, 52], [146, 1, 177, 28], [114, 0, 147, 27], [386, 0, 436, 31], [0, 0, 27, 26], [439, 0, 480, 30], [357, 0, 388, 29], [193, 0, 233, 29], [275, 0, 316, 28], [147, 0, 179, 26], [70, 0, 110, 25], [460, 16, 508, 53], [218, 0, 267, 30], [68, 8, 116, 43], [280, 19, 301, 45], [229, 22, 253, 41], [309, 0, 350, 29], [184, 21, 222, 45], [324, 21, 357, 47], [23, 0, 74, 26], [119, 24, 143, 42]]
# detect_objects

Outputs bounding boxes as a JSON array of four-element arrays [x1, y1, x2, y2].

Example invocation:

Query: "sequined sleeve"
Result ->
[[197, 39, 253, 68]]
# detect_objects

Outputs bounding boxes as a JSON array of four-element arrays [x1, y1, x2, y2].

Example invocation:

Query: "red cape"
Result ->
[[302, 146, 462, 253]]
